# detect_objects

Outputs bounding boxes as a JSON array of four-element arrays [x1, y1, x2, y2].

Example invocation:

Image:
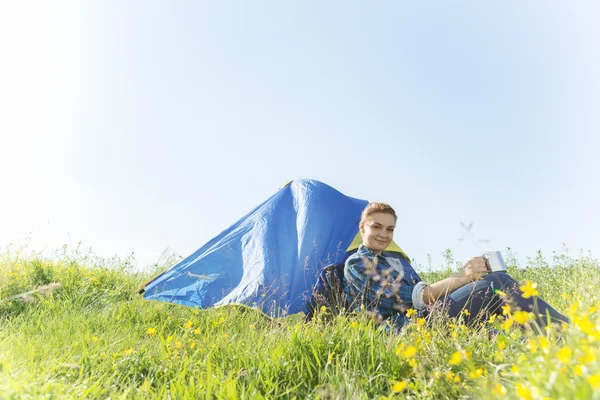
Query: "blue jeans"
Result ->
[[433, 272, 569, 328]]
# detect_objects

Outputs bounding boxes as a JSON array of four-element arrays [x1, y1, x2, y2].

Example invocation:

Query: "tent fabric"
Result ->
[[143, 179, 370, 315]]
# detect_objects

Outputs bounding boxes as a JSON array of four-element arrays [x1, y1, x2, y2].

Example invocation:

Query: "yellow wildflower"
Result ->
[[462, 309, 470, 317], [320, 305, 327, 313], [124, 347, 133, 355], [406, 309, 417, 318], [574, 365, 584, 376], [219, 317, 225, 323], [492, 383, 507, 396], [511, 365, 520, 376], [520, 281, 539, 298], [557, 346, 572, 364], [538, 336, 550, 354], [408, 358, 417, 368], [579, 347, 596, 364], [527, 338, 537, 353], [189, 342, 196, 349], [91, 336, 98, 342], [350, 321, 359, 329], [501, 304, 511, 316], [449, 351, 462, 366], [488, 314, 497, 323], [391, 381, 407, 392], [515, 383, 536, 400], [147, 327, 157, 336], [468, 369, 483, 379], [403, 346, 417, 358], [166, 335, 174, 343], [194, 328, 201, 335], [395, 344, 405, 357], [569, 301, 579, 313], [453, 375, 461, 383], [501, 318, 514, 331], [513, 311, 530, 325], [574, 316, 597, 336], [184, 320, 193, 329], [175, 341, 182, 349], [497, 339, 507, 350], [588, 374, 600, 390], [416, 318, 426, 327]]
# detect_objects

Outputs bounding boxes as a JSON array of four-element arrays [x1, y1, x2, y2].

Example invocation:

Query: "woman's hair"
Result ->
[[359, 202, 397, 229]]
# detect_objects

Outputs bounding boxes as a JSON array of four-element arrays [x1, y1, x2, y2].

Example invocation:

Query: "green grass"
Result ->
[[1, 247, 599, 399]]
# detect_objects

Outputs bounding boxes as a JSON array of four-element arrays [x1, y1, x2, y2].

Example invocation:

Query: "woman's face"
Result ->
[[360, 212, 395, 252]]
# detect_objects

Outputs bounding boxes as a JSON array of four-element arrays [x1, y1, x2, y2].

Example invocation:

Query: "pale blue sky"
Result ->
[[1, 1, 598, 269]]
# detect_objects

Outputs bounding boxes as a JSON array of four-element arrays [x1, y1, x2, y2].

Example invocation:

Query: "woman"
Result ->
[[343, 202, 568, 331]]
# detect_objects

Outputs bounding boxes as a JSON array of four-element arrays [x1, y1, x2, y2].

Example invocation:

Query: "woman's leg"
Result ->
[[484, 272, 569, 326], [432, 277, 501, 326], [433, 272, 569, 327]]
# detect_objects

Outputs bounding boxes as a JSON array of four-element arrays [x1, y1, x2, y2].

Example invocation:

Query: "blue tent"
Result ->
[[142, 179, 408, 315]]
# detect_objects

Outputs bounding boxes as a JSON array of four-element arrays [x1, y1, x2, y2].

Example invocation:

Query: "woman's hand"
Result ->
[[424, 257, 489, 304], [456, 257, 488, 282]]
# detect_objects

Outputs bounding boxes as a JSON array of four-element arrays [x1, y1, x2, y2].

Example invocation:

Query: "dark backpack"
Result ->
[[304, 263, 348, 322]]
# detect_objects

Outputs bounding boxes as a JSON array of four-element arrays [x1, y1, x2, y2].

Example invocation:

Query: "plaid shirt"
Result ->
[[343, 244, 425, 329]]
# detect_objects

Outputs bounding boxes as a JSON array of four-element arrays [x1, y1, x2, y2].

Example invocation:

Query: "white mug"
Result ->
[[483, 251, 506, 272]]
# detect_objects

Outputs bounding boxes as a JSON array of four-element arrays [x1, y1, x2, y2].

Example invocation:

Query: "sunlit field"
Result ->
[[1, 246, 599, 399]]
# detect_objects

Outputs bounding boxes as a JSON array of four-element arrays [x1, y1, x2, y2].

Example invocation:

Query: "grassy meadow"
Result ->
[[1, 246, 599, 399]]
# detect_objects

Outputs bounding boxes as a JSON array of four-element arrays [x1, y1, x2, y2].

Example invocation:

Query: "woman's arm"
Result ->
[[422, 257, 488, 305]]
